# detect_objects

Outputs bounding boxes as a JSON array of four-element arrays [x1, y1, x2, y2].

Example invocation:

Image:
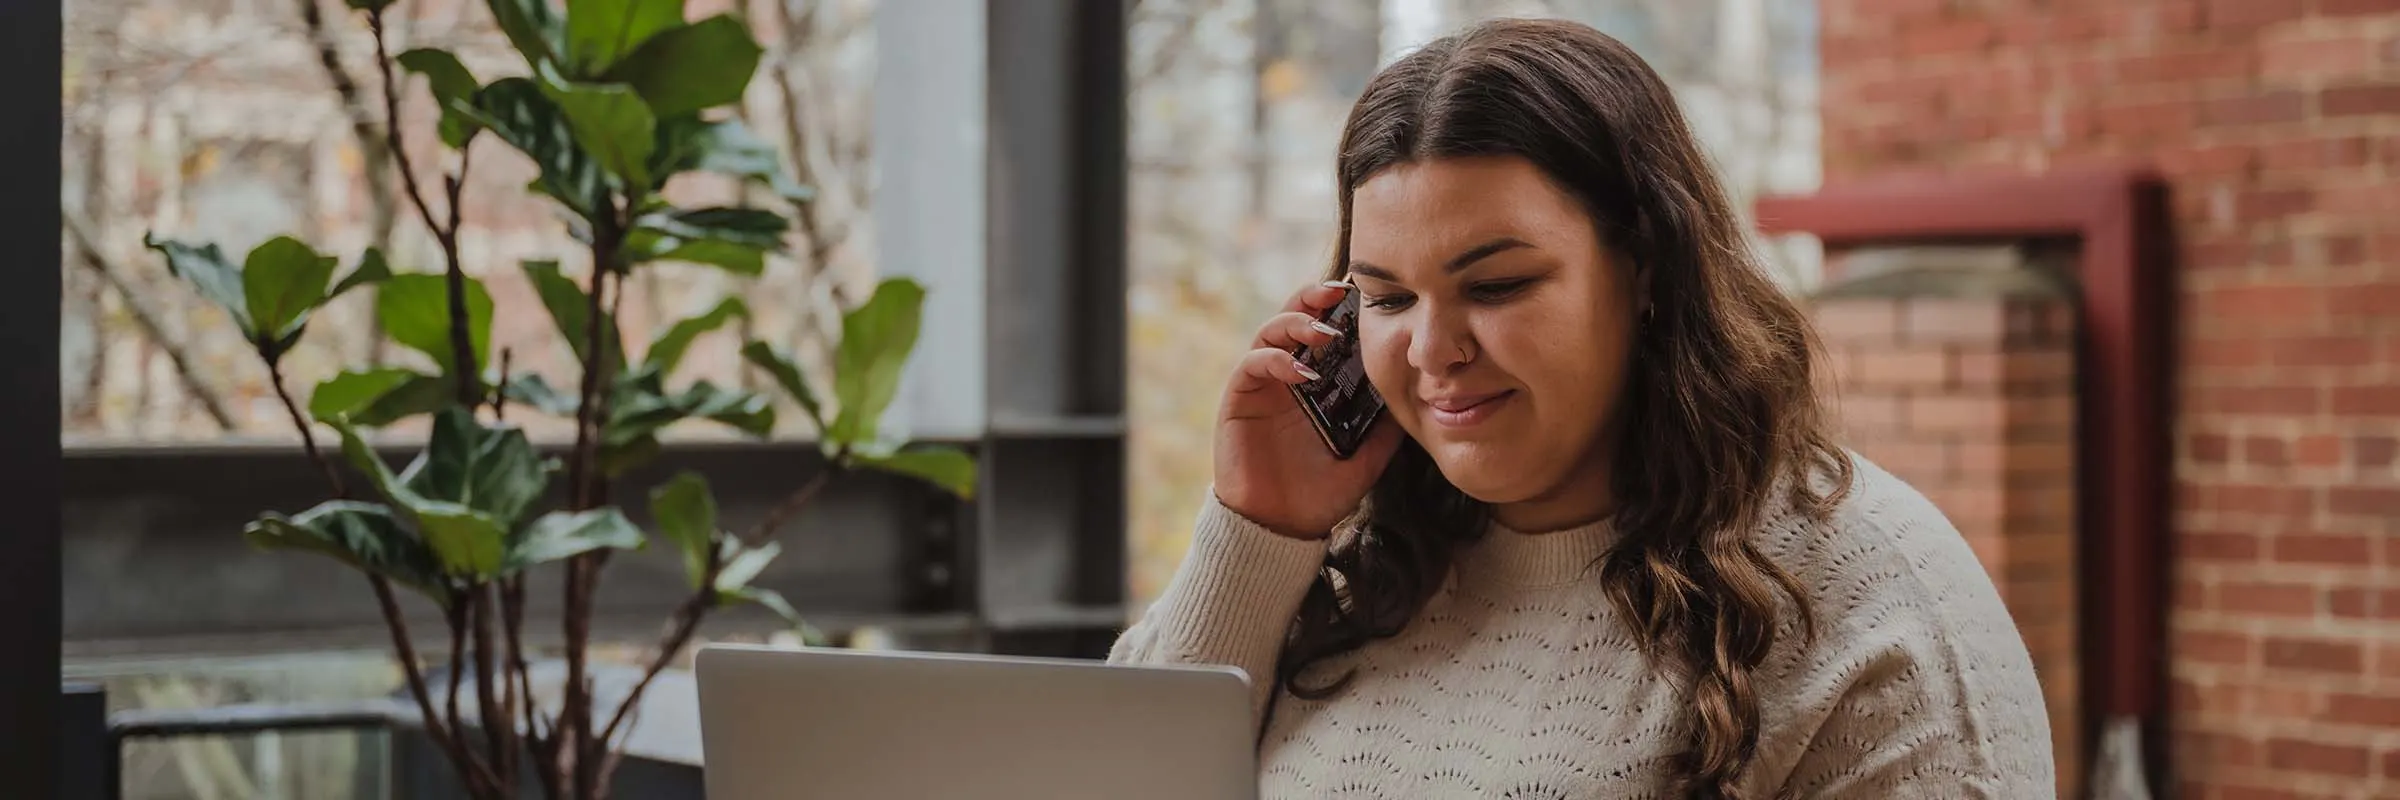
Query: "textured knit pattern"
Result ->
[[1109, 455, 2056, 798]]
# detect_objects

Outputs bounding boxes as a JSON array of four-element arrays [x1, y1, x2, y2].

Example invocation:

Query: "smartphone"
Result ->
[[1288, 285, 1387, 459]]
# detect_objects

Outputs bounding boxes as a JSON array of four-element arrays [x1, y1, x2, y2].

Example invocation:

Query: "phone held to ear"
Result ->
[[1288, 284, 1388, 459]]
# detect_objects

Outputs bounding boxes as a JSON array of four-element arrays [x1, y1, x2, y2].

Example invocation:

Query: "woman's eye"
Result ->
[[1468, 279, 1534, 302], [1361, 293, 1414, 312]]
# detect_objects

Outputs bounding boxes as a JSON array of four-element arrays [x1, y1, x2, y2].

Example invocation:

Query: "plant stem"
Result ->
[[374, 576, 502, 797], [266, 357, 345, 498], [367, 9, 448, 255], [296, 0, 398, 291], [493, 347, 513, 420], [369, 8, 477, 404], [439, 159, 476, 404], [743, 455, 844, 547], [443, 596, 471, 764], [566, 226, 621, 510], [505, 575, 562, 800], [595, 543, 722, 768], [263, 344, 513, 795], [472, 584, 512, 785]]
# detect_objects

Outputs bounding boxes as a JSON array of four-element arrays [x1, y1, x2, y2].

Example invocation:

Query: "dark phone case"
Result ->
[[1288, 287, 1388, 459]]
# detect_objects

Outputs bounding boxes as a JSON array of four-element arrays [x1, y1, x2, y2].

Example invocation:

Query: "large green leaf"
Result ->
[[639, 207, 787, 250], [332, 419, 417, 506], [539, 65, 657, 191], [855, 445, 977, 500], [565, 0, 684, 76], [328, 247, 394, 301], [245, 500, 444, 600], [330, 421, 506, 581], [623, 207, 786, 275], [396, 49, 483, 148], [469, 78, 608, 217], [644, 296, 747, 375], [501, 373, 580, 416], [311, 368, 449, 427], [144, 235, 251, 330], [604, 380, 773, 447], [738, 340, 823, 430], [241, 236, 338, 346], [651, 116, 813, 202], [626, 232, 765, 274], [687, 381, 777, 436], [725, 585, 823, 643], [486, 0, 565, 68], [398, 407, 552, 526], [522, 260, 625, 369], [597, 433, 664, 478], [377, 273, 494, 378], [647, 472, 716, 586], [713, 540, 779, 592], [505, 508, 645, 569], [829, 278, 927, 446], [598, 14, 761, 118], [416, 503, 510, 579]]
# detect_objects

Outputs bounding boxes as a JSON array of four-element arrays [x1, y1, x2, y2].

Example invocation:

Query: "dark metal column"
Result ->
[[4, 0, 65, 790], [981, 0, 1131, 656]]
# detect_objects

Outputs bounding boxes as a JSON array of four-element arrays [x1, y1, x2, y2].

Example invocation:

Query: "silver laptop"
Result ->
[[695, 643, 1259, 800]]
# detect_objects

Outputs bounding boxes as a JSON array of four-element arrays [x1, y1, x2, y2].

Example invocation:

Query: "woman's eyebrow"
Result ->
[[1348, 236, 1535, 280]]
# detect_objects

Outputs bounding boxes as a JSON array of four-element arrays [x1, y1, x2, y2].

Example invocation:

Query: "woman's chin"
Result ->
[[1427, 445, 1543, 504]]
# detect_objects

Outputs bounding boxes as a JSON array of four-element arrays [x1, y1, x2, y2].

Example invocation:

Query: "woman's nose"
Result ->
[[1404, 305, 1475, 374]]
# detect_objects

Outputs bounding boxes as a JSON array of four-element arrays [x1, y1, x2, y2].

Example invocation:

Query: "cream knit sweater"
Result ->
[[1110, 456, 2055, 798]]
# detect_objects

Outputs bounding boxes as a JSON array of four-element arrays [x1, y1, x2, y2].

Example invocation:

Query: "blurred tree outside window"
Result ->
[[61, 0, 880, 448], [1125, 0, 1822, 606]]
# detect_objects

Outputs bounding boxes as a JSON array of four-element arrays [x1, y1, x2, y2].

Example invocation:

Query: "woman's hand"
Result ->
[[1213, 281, 1405, 540]]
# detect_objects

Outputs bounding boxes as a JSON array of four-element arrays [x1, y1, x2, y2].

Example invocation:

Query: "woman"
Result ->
[[1109, 17, 2055, 799]]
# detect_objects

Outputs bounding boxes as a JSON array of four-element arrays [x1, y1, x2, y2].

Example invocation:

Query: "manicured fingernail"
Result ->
[[1293, 361, 1323, 381], [1321, 280, 1352, 289], [1310, 321, 1343, 338]]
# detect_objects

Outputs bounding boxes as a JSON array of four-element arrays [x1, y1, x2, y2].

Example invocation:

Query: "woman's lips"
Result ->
[[1424, 390, 1515, 428]]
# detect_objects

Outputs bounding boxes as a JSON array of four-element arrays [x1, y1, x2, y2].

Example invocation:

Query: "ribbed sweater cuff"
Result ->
[[1146, 493, 1330, 671]]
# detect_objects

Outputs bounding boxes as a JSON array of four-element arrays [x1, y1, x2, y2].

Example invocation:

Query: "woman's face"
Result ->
[[1346, 155, 1640, 531]]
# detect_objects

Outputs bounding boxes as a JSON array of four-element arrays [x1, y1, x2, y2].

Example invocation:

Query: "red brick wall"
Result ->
[[1817, 284, 2084, 797], [1820, 0, 2400, 796]]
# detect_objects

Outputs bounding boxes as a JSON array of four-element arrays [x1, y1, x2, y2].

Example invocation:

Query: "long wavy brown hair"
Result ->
[[1275, 18, 1855, 799]]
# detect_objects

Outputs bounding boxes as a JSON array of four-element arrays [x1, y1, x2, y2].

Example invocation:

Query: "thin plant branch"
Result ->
[[294, 0, 399, 281], [372, 576, 501, 796], [472, 584, 513, 783], [367, 9, 451, 252], [744, 456, 843, 547], [442, 596, 487, 791], [368, 8, 478, 403], [592, 541, 723, 792], [267, 358, 345, 497], [255, 327, 501, 795]]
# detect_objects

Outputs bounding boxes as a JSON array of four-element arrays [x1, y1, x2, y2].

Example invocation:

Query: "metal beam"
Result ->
[[977, 0, 1131, 657], [3, 0, 65, 789]]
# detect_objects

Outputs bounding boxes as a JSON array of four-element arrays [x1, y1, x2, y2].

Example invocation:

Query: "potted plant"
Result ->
[[141, 1, 973, 797]]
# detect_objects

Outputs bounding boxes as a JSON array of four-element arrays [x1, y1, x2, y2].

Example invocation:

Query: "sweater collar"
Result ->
[[1458, 516, 1617, 588]]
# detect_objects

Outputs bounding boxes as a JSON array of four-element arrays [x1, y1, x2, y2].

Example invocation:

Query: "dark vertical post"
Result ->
[[59, 683, 110, 800], [3, 0, 66, 792], [982, 0, 1131, 656]]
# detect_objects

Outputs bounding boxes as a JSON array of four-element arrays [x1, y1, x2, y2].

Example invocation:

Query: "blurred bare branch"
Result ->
[[61, 203, 242, 432]]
